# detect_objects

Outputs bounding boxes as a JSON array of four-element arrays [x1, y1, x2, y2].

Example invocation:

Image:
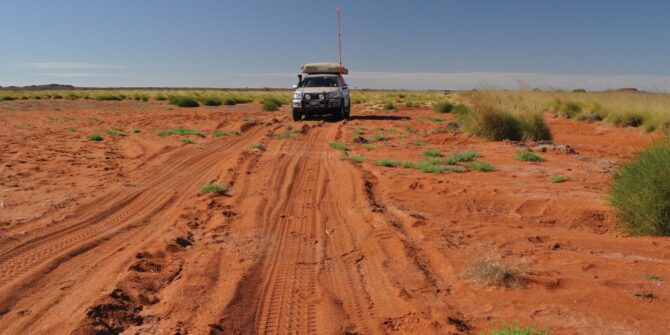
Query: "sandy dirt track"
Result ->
[[0, 100, 669, 334]]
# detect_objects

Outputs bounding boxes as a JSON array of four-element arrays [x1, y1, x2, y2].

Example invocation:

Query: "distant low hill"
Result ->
[[0, 84, 75, 90]]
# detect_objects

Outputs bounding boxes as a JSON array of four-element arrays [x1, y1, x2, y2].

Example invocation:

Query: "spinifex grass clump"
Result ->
[[94, 94, 123, 101], [200, 182, 228, 195], [201, 97, 222, 106], [383, 102, 395, 110], [447, 150, 480, 164], [456, 98, 551, 141], [549, 175, 567, 183], [516, 150, 545, 162], [169, 96, 200, 108], [106, 128, 127, 137], [433, 102, 454, 113], [609, 140, 670, 236], [343, 155, 366, 164], [421, 149, 442, 158], [262, 97, 282, 111], [469, 161, 496, 172], [330, 142, 350, 151], [482, 323, 552, 335], [212, 129, 240, 137], [88, 134, 104, 142], [157, 127, 205, 138]]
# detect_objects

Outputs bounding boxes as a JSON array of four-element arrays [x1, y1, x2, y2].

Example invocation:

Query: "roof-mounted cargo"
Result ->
[[300, 62, 348, 75]]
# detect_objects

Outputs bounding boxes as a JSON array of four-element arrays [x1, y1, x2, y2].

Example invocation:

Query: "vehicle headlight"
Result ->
[[318, 93, 325, 100], [304, 94, 311, 100], [292, 92, 302, 99], [327, 91, 339, 99]]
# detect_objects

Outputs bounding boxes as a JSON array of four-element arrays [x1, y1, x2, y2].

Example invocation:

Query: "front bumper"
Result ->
[[293, 98, 340, 110]]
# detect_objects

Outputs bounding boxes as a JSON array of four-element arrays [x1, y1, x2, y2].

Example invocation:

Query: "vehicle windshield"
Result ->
[[300, 76, 339, 88]]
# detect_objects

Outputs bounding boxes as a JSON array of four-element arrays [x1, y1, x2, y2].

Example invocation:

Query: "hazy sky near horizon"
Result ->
[[2, 0, 670, 90]]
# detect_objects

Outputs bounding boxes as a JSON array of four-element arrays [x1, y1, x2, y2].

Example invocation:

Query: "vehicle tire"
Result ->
[[343, 103, 351, 119], [292, 109, 302, 122]]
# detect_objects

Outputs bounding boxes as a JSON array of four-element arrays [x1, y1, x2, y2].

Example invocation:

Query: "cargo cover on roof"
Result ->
[[300, 62, 348, 75]]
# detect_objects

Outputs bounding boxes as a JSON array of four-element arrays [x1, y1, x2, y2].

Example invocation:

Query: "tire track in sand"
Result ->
[[0, 125, 268, 313], [217, 122, 380, 334]]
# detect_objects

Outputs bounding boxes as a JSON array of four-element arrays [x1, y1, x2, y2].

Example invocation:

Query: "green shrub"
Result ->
[[447, 151, 480, 164], [554, 100, 582, 119], [181, 138, 196, 144], [361, 143, 376, 150], [106, 128, 127, 137], [383, 102, 395, 110], [421, 149, 442, 158], [607, 111, 646, 128], [155, 95, 168, 101], [157, 127, 205, 138], [469, 161, 495, 172], [330, 142, 350, 151], [202, 97, 222, 106], [415, 161, 446, 173], [249, 142, 265, 150], [404, 101, 415, 107], [213, 129, 240, 137], [94, 94, 122, 101], [88, 134, 104, 141], [516, 150, 544, 162], [482, 323, 552, 335], [200, 182, 228, 195], [456, 103, 524, 141], [550, 175, 567, 183], [434, 102, 454, 113], [169, 96, 200, 107], [518, 112, 552, 141], [262, 97, 282, 111], [373, 134, 391, 142], [222, 98, 237, 106], [344, 155, 366, 164], [375, 159, 413, 169], [1, 96, 15, 101], [609, 141, 670, 235]]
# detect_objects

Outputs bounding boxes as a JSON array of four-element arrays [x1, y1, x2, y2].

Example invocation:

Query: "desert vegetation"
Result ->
[[609, 140, 670, 236]]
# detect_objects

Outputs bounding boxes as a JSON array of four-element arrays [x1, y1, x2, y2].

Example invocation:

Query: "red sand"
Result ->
[[0, 100, 667, 334]]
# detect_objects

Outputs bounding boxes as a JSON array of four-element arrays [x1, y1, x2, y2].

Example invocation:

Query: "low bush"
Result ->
[[469, 161, 495, 172], [88, 134, 104, 141], [422, 149, 442, 158], [383, 102, 395, 110], [376, 158, 412, 168], [373, 134, 391, 142], [482, 323, 552, 335], [466, 256, 524, 288], [106, 128, 127, 137], [249, 142, 265, 150], [222, 98, 237, 106], [456, 103, 524, 141], [415, 161, 446, 173], [169, 96, 200, 107], [361, 143, 376, 150], [607, 111, 646, 127], [433, 102, 454, 113], [518, 112, 552, 141], [549, 175, 567, 183], [344, 155, 366, 164], [447, 151, 480, 164], [201, 97, 222, 106], [609, 140, 670, 236], [181, 138, 196, 144], [213, 129, 240, 137], [94, 94, 122, 101], [516, 150, 544, 162], [262, 97, 282, 111], [200, 182, 228, 195], [330, 142, 350, 151], [157, 127, 205, 138]]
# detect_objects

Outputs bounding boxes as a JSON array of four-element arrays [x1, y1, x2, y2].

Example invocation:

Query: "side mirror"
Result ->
[[342, 85, 348, 89], [292, 84, 298, 89]]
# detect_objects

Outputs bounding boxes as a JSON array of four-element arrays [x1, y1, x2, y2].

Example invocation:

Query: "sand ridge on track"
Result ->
[[0, 99, 669, 334]]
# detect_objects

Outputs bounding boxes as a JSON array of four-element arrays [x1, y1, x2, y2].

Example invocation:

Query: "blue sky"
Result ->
[[2, 0, 669, 90]]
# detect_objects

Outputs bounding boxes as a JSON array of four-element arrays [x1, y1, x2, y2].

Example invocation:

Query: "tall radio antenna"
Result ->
[[337, 5, 343, 81]]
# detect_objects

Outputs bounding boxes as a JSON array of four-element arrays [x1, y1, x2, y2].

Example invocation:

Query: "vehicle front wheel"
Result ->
[[292, 109, 302, 122], [343, 104, 351, 119]]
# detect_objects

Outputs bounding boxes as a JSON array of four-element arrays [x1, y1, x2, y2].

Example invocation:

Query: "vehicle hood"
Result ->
[[295, 87, 339, 94]]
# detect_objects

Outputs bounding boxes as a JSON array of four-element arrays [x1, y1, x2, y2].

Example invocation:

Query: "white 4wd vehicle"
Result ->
[[291, 62, 350, 121]]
